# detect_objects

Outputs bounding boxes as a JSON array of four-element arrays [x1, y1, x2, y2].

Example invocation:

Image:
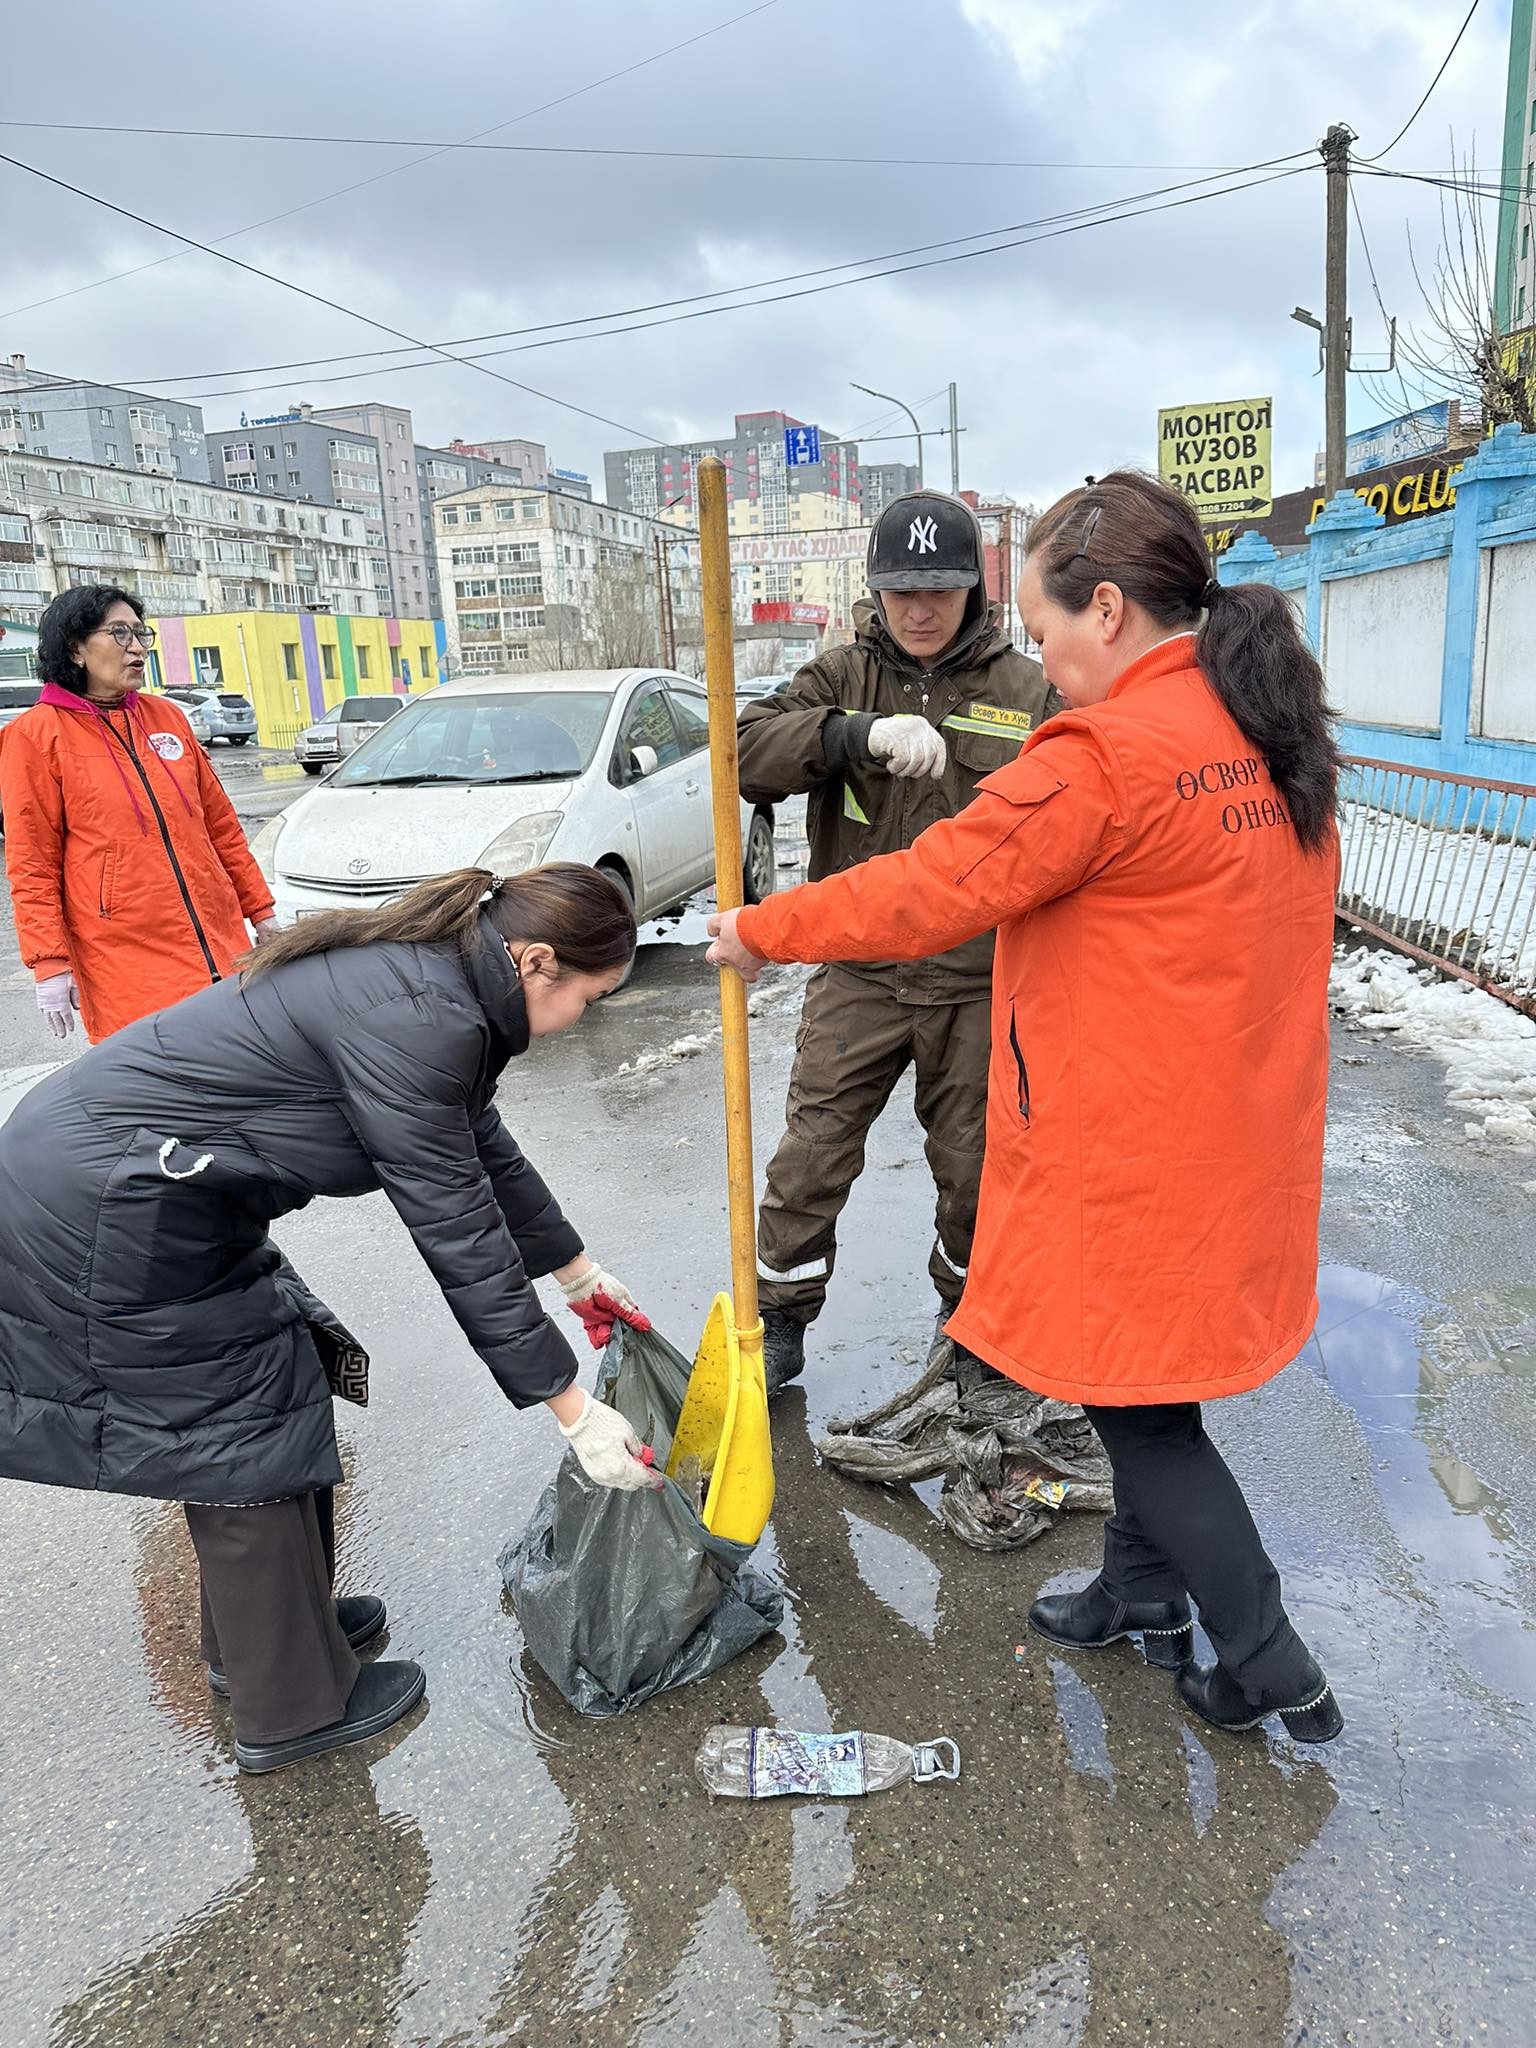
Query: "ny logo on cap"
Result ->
[[908, 515, 938, 554]]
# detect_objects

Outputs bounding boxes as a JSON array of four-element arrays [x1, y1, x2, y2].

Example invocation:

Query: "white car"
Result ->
[[252, 670, 778, 936]]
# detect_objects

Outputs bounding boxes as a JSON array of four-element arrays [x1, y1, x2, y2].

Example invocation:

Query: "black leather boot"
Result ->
[[209, 1594, 387, 1698], [1177, 1659, 1343, 1743], [762, 1307, 806, 1399], [1027, 1574, 1194, 1669]]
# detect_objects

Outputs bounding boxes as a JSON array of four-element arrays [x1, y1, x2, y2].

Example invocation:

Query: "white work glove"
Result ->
[[252, 916, 281, 945], [867, 713, 947, 781], [36, 972, 79, 1040], [557, 1388, 663, 1492], [558, 1263, 639, 1314], [559, 1261, 650, 1348]]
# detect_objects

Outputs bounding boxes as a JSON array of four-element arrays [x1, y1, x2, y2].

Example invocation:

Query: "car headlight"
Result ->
[[249, 809, 288, 886], [479, 811, 563, 877]]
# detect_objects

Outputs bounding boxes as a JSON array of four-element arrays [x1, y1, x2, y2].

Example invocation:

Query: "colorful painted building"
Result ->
[[144, 611, 443, 747]]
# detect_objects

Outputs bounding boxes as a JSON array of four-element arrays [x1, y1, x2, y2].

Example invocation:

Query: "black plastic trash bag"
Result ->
[[500, 1318, 782, 1717]]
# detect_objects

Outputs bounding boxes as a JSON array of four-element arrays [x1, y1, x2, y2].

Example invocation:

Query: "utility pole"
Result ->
[[1322, 123, 1354, 500], [653, 530, 676, 667], [997, 506, 1013, 627], [948, 382, 960, 494]]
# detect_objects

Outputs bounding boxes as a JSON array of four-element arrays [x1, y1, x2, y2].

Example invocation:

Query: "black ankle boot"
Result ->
[[1027, 1574, 1194, 1670], [1177, 1660, 1343, 1743], [761, 1308, 806, 1399]]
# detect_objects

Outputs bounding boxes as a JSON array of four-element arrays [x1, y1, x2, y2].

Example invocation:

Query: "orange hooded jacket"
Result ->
[[1, 687, 275, 1042], [738, 636, 1338, 1408]]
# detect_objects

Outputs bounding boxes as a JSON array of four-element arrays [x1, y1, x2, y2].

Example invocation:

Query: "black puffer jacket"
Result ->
[[0, 916, 582, 1506]]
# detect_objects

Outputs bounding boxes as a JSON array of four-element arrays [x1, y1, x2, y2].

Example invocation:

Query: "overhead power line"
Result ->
[[0, 154, 1316, 421], [0, 119, 1271, 178], [1359, 0, 1484, 163], [0, 0, 783, 325]]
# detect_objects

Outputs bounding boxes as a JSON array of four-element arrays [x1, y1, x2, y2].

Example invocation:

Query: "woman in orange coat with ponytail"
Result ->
[[710, 472, 1344, 1745]]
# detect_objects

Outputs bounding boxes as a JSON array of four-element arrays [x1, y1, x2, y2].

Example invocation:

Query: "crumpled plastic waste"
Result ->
[[816, 1333, 1113, 1551], [695, 1725, 960, 1799]]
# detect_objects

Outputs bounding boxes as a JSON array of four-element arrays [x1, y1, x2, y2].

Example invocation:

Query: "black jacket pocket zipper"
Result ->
[[1008, 1005, 1031, 1124]]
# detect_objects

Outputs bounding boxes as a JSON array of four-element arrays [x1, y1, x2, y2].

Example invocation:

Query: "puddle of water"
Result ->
[[1307, 1264, 1536, 1708]]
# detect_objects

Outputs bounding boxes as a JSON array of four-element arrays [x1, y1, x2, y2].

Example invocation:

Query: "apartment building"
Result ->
[[310, 400, 433, 625], [433, 483, 694, 673], [415, 443, 529, 619], [0, 447, 378, 628], [207, 410, 393, 611], [0, 353, 211, 482], [604, 410, 860, 528]]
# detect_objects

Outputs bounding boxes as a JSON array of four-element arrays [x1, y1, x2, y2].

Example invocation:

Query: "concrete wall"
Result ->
[[1321, 557, 1447, 731], [1220, 422, 1536, 782], [145, 611, 439, 745]]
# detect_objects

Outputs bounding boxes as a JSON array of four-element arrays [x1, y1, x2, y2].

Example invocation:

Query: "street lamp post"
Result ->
[[851, 382, 924, 488]]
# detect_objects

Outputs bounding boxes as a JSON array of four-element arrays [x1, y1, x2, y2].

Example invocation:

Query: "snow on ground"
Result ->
[[1339, 799, 1536, 997], [1331, 943, 1536, 1150], [611, 965, 813, 1079]]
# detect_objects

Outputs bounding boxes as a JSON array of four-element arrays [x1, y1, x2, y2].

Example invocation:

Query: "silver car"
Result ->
[[164, 686, 257, 746], [294, 694, 404, 774]]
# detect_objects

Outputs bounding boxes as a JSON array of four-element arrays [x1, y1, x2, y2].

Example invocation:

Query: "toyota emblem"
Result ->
[[347, 857, 372, 876]]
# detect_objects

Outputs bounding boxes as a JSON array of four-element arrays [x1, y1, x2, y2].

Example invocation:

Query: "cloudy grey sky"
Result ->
[[0, 0, 1512, 505]]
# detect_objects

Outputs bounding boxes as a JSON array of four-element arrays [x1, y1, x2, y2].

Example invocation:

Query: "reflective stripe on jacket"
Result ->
[[737, 599, 1058, 1003], [738, 636, 1337, 1406]]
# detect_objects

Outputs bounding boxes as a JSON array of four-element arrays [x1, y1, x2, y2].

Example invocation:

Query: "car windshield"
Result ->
[[330, 690, 612, 787]]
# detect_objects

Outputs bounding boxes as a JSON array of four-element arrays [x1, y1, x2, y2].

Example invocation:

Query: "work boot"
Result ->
[[209, 1594, 387, 1698], [1177, 1658, 1343, 1743], [1028, 1573, 1194, 1670], [234, 1660, 427, 1774], [761, 1307, 806, 1399]]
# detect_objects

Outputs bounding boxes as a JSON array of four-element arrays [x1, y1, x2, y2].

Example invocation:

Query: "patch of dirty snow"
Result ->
[[1331, 945, 1536, 1150]]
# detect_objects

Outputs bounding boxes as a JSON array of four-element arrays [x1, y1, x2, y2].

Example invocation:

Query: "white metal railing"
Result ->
[[1337, 755, 1536, 1013]]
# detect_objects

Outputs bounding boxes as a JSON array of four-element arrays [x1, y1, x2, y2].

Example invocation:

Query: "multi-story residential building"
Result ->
[[604, 412, 860, 529], [310, 400, 434, 625], [415, 443, 529, 619], [432, 483, 697, 674], [206, 408, 394, 611], [859, 461, 921, 523], [0, 353, 211, 481], [0, 446, 378, 629], [447, 437, 549, 487]]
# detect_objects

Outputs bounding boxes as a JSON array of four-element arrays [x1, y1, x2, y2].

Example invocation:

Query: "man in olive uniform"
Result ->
[[738, 489, 1060, 1394]]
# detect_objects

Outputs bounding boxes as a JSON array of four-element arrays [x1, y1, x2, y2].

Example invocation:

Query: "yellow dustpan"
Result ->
[[665, 455, 775, 1546]]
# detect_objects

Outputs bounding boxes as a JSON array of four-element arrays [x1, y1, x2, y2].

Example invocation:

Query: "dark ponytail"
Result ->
[[1027, 471, 1339, 850], [242, 862, 636, 978]]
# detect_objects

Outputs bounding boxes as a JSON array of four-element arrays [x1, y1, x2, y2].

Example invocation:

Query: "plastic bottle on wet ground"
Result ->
[[694, 1726, 961, 1799]]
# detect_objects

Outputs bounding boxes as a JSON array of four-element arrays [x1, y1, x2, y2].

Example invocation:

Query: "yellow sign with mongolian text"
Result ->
[[1158, 398, 1273, 522]]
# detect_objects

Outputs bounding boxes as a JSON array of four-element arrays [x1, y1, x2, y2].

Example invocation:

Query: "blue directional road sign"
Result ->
[[784, 424, 821, 467]]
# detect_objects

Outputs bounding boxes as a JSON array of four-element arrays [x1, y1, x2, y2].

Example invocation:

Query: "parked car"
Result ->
[[0, 680, 41, 734], [736, 674, 793, 704], [0, 681, 42, 834], [252, 670, 779, 959], [163, 686, 257, 746], [294, 694, 404, 773]]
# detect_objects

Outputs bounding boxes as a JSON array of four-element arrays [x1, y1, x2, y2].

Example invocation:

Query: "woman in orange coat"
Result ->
[[710, 472, 1343, 1744], [2, 584, 277, 1042]]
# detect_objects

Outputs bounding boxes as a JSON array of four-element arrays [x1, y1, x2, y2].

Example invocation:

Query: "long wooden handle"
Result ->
[[698, 456, 760, 1335]]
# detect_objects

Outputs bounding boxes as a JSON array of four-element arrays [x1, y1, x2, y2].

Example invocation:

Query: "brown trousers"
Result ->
[[184, 1488, 359, 1746], [757, 966, 989, 1324]]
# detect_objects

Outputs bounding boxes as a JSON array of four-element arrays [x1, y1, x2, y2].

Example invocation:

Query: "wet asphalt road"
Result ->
[[2, 756, 1535, 2045]]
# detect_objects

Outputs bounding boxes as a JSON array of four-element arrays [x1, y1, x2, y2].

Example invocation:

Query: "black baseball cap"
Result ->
[[867, 490, 982, 591]]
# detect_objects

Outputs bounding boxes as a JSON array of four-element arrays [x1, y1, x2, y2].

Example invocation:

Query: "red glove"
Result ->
[[567, 1291, 652, 1351]]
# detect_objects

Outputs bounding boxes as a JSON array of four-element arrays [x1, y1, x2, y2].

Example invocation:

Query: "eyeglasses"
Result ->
[[91, 623, 156, 649]]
